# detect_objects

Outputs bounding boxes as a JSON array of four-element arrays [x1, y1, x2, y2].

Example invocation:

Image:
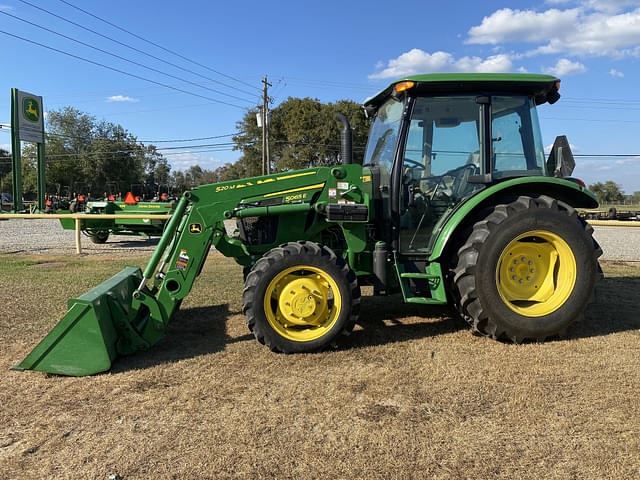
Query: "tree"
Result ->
[[22, 107, 171, 197], [0, 147, 11, 193], [588, 181, 625, 204], [632, 191, 640, 205], [231, 97, 368, 179]]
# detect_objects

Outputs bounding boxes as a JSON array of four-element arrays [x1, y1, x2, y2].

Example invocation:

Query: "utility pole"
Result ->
[[261, 76, 272, 175]]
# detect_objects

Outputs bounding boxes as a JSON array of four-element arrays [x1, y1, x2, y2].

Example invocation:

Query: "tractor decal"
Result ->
[[188, 223, 202, 234], [22, 98, 40, 122], [263, 183, 325, 198]]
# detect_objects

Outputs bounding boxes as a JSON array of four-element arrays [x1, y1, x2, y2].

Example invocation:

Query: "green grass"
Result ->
[[0, 254, 639, 479]]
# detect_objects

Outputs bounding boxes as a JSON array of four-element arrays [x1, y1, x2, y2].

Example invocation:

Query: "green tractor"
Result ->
[[58, 183, 177, 244], [15, 73, 601, 376]]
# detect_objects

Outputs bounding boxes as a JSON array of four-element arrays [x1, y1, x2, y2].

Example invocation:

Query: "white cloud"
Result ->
[[467, 8, 580, 45], [0, 4, 14, 11], [609, 68, 625, 77], [545, 142, 579, 154], [106, 95, 138, 103], [468, 6, 640, 58], [542, 58, 587, 75], [369, 49, 513, 79], [614, 156, 640, 165], [546, 0, 640, 13], [167, 152, 225, 171]]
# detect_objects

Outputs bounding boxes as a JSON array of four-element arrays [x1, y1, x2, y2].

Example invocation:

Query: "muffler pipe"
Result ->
[[335, 113, 353, 165]]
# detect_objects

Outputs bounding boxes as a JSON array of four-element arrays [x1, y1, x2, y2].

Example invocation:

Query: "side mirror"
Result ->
[[546, 135, 575, 177]]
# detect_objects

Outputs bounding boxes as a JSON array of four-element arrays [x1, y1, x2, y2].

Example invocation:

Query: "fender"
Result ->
[[429, 176, 598, 262]]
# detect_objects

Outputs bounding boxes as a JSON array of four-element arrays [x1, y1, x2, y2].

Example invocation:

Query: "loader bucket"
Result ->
[[13, 266, 143, 376]]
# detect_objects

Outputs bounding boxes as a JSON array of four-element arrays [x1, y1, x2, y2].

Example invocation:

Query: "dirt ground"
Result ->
[[0, 254, 639, 479]]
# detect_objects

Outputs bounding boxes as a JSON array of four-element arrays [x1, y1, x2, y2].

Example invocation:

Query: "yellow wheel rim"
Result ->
[[263, 265, 342, 342], [496, 230, 576, 317]]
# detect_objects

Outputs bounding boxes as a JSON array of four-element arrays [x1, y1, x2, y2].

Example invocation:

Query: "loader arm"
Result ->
[[15, 165, 371, 375]]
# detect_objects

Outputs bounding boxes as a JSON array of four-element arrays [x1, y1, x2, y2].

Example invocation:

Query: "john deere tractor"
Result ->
[[16, 73, 601, 376]]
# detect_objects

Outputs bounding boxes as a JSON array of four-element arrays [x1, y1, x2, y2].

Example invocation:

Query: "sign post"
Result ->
[[10, 88, 46, 212]]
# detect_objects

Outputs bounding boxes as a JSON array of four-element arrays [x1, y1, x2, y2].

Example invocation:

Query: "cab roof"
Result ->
[[363, 73, 560, 113]]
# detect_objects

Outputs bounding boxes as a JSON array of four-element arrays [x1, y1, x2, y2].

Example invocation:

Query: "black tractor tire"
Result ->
[[242, 241, 360, 353], [451, 195, 602, 342], [89, 231, 109, 244]]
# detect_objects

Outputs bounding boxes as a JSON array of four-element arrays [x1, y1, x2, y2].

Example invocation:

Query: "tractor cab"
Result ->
[[363, 74, 561, 256]]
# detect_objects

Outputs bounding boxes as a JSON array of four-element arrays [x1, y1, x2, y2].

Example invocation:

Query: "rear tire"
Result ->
[[242, 241, 360, 352], [451, 195, 602, 342], [89, 231, 109, 244]]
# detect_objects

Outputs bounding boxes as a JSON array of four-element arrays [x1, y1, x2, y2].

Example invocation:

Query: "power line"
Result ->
[[0, 143, 241, 159], [140, 133, 240, 143], [562, 97, 640, 104], [276, 76, 379, 91], [0, 126, 243, 145], [574, 154, 640, 158], [0, 146, 240, 164], [16, 0, 260, 99], [1, 10, 255, 104], [56, 0, 262, 94], [0, 29, 247, 109], [0, 140, 248, 160], [540, 116, 640, 124]]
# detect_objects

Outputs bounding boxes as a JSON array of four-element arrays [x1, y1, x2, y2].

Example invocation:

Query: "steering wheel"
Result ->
[[403, 158, 425, 171]]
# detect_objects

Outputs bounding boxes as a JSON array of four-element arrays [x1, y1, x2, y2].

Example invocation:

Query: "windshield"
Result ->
[[363, 98, 404, 184]]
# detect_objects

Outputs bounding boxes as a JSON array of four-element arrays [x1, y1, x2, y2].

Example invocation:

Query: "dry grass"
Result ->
[[0, 254, 639, 479]]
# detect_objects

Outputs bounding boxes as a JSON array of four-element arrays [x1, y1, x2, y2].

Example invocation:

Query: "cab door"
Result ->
[[397, 96, 484, 255]]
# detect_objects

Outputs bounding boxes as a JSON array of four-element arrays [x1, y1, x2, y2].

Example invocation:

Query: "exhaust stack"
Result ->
[[335, 114, 353, 165]]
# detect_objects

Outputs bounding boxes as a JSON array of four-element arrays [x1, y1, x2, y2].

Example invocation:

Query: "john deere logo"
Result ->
[[189, 223, 202, 234], [22, 98, 40, 122]]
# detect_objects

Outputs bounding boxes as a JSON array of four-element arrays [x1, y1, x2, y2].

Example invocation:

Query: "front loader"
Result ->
[[15, 73, 602, 376]]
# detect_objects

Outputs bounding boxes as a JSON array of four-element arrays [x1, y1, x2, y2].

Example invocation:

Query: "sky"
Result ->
[[1, 0, 640, 193]]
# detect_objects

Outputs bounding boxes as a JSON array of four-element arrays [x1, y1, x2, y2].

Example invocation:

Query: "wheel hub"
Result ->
[[277, 277, 328, 325], [500, 242, 557, 303], [496, 230, 576, 317]]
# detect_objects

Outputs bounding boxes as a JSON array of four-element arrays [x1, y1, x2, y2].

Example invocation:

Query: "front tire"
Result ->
[[242, 242, 360, 352], [452, 195, 602, 342]]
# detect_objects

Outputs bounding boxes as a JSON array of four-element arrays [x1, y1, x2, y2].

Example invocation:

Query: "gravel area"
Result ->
[[0, 219, 160, 256], [591, 226, 640, 261], [0, 218, 638, 260]]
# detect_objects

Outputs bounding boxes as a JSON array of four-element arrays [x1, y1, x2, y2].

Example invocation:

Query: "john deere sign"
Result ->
[[10, 88, 46, 212], [16, 90, 44, 143]]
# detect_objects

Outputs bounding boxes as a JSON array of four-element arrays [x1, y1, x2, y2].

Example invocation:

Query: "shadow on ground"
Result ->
[[111, 273, 640, 372], [111, 304, 251, 373], [103, 237, 160, 248], [345, 294, 467, 349]]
